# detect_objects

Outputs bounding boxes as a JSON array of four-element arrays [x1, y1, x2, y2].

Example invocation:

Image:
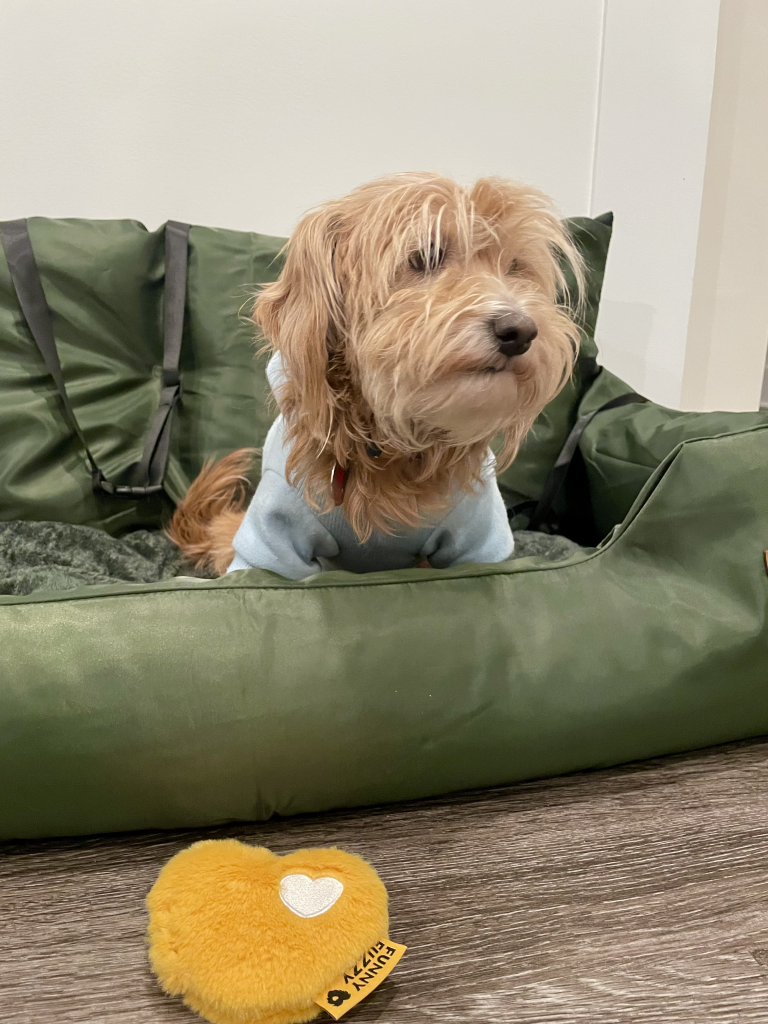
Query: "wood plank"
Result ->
[[3, 739, 768, 1022]]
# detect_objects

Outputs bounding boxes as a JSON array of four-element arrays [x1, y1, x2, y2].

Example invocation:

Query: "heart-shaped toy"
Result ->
[[147, 840, 389, 1024], [280, 873, 344, 918]]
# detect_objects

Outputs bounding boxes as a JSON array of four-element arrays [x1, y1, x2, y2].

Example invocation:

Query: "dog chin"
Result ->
[[418, 369, 521, 443]]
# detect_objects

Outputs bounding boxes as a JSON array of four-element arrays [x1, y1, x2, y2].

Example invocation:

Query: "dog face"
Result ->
[[254, 173, 582, 535]]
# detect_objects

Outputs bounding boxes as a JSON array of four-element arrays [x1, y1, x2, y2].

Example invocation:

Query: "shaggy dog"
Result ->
[[168, 173, 582, 578]]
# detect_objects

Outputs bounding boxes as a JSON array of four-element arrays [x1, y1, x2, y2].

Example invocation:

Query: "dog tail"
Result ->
[[166, 449, 256, 576]]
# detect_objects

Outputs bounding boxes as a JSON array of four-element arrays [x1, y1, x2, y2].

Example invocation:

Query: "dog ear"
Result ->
[[253, 206, 345, 441]]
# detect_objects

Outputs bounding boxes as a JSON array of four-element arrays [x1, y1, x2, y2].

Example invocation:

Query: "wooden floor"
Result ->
[[3, 739, 768, 1023]]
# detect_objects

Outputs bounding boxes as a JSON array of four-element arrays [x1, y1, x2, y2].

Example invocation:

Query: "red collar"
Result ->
[[331, 462, 346, 505]]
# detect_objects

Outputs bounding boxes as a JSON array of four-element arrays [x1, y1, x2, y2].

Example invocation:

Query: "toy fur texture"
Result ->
[[146, 840, 388, 1024], [168, 172, 582, 575]]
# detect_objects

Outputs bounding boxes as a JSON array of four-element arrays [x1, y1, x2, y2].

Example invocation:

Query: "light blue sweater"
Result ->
[[227, 355, 514, 579]]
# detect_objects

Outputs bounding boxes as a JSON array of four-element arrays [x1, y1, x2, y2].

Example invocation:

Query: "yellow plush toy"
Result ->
[[146, 840, 405, 1024]]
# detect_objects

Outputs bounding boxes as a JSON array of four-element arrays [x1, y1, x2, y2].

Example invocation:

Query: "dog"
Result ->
[[167, 172, 582, 579]]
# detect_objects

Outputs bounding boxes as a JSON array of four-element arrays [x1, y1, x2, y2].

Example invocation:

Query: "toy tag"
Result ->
[[314, 938, 407, 1019]]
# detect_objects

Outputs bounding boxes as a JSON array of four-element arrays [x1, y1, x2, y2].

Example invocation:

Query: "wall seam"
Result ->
[[588, 0, 608, 216]]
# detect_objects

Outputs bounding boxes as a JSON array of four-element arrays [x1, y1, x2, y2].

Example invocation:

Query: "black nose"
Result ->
[[493, 311, 538, 357]]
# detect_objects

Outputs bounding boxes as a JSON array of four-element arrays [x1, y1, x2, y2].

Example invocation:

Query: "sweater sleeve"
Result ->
[[227, 469, 339, 580], [421, 458, 514, 569]]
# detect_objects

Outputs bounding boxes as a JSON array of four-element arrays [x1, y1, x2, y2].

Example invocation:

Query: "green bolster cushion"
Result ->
[[2, 421, 767, 840], [0, 219, 285, 535]]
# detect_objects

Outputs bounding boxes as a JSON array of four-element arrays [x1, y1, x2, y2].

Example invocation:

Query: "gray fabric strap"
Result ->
[[0, 218, 106, 489], [524, 390, 649, 532], [0, 218, 190, 498], [133, 220, 189, 491]]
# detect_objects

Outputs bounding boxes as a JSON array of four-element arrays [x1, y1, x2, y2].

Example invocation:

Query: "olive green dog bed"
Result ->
[[1, 214, 767, 841]]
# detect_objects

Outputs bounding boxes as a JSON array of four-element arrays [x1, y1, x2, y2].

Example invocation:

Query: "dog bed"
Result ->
[[1, 215, 767, 840]]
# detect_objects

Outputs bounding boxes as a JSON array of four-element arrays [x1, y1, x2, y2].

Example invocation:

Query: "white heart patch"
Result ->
[[279, 873, 344, 918]]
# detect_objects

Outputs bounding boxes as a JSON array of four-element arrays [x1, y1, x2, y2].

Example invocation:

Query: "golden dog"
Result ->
[[169, 172, 582, 575]]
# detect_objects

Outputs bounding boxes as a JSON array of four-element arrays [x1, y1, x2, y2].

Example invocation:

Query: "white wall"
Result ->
[[0, 0, 603, 233], [590, 0, 722, 408], [682, 0, 768, 412], [1, 0, 765, 411]]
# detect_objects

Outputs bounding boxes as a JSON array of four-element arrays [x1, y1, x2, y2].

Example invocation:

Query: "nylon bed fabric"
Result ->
[[2, 212, 768, 841], [1, 420, 767, 840], [0, 219, 285, 534]]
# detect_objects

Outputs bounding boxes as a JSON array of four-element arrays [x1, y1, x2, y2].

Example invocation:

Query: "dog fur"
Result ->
[[168, 172, 582, 575]]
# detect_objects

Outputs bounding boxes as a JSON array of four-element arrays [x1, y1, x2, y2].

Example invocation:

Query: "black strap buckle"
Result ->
[[162, 367, 181, 390]]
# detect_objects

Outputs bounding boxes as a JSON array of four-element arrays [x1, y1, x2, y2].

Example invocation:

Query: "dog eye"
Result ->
[[409, 244, 446, 273], [506, 258, 521, 275]]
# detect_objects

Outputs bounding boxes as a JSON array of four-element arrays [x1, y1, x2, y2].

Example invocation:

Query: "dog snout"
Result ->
[[492, 311, 538, 357]]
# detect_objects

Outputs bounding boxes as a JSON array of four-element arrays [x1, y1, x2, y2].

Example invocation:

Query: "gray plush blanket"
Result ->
[[0, 521, 582, 597]]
